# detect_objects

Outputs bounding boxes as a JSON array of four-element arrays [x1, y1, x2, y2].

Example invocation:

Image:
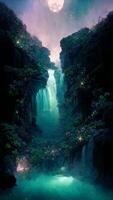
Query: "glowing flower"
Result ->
[[80, 81, 84, 86], [16, 40, 20, 44], [78, 136, 83, 142], [17, 157, 29, 172]]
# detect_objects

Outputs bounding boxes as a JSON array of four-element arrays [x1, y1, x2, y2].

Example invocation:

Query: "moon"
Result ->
[[47, 0, 64, 13]]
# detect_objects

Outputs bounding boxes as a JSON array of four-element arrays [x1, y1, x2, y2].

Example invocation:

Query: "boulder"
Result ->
[[0, 173, 16, 190]]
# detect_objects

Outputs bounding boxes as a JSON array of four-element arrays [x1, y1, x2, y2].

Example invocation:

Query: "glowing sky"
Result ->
[[1, 0, 113, 64]]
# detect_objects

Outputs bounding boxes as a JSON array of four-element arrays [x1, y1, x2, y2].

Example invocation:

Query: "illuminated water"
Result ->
[[36, 69, 59, 136], [1, 174, 113, 200]]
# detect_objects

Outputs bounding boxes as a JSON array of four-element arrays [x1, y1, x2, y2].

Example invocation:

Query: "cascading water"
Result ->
[[72, 138, 97, 180], [36, 69, 59, 137], [80, 138, 97, 179]]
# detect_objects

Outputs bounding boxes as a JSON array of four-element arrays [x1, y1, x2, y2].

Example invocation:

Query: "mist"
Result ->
[[1, 173, 113, 200], [1, 0, 113, 62], [1, 0, 113, 198]]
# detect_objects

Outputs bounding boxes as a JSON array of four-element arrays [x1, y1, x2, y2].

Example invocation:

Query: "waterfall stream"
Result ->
[[80, 138, 97, 179], [36, 69, 59, 137], [72, 138, 97, 180]]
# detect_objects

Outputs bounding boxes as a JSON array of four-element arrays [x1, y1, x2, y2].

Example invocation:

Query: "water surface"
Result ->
[[1, 174, 113, 200]]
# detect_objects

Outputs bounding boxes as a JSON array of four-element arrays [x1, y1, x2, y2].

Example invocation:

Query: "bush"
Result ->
[[0, 123, 22, 158], [30, 149, 45, 167]]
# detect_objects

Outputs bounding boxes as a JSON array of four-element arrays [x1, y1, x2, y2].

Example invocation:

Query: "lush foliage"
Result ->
[[0, 123, 24, 159]]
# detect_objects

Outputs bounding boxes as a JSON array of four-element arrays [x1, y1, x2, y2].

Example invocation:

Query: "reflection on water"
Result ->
[[1, 174, 113, 200]]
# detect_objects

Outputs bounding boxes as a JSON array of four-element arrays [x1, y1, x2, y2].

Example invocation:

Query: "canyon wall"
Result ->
[[60, 11, 113, 184]]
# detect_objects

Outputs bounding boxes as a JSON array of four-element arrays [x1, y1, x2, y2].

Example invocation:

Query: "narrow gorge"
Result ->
[[0, 1, 113, 200]]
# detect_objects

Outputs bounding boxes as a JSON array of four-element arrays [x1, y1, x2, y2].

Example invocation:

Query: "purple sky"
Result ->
[[1, 0, 113, 64]]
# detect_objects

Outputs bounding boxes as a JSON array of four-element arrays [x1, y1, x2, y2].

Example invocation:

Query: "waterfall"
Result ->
[[59, 71, 64, 102], [80, 138, 97, 179], [36, 69, 59, 136], [81, 145, 86, 170], [37, 89, 50, 113], [54, 68, 64, 103]]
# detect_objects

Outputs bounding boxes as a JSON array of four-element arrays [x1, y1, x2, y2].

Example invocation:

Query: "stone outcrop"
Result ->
[[60, 11, 113, 184], [0, 2, 52, 189]]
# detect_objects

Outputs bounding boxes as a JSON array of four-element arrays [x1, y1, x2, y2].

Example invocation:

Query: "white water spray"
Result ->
[[36, 69, 59, 136]]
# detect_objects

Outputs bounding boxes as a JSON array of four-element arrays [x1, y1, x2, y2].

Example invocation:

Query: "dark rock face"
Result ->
[[60, 12, 113, 183], [0, 173, 16, 190], [93, 129, 113, 185], [0, 2, 51, 188], [60, 12, 113, 119]]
